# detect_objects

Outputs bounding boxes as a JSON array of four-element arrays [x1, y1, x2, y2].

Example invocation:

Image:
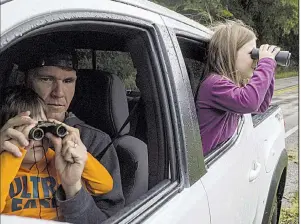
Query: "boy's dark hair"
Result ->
[[0, 86, 46, 127]]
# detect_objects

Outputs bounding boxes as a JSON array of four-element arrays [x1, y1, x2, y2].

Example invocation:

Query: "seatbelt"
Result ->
[[96, 98, 141, 160]]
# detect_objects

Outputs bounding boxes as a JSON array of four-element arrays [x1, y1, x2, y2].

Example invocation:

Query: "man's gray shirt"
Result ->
[[56, 113, 125, 223]]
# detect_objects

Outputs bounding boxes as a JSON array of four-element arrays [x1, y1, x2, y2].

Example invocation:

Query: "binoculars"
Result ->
[[29, 121, 67, 141], [251, 48, 291, 67]]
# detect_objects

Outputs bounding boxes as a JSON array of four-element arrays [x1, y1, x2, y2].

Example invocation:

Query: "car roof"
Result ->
[[113, 0, 212, 35], [0, 0, 212, 35]]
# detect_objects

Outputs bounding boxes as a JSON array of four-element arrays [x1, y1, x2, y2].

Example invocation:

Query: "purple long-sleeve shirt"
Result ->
[[196, 58, 277, 155]]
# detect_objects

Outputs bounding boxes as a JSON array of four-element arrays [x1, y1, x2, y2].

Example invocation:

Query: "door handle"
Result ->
[[249, 162, 261, 182]]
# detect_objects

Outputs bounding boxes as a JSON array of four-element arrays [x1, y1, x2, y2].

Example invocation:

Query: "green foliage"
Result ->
[[96, 51, 136, 80], [235, 0, 298, 63], [221, 9, 233, 18], [76, 1, 298, 89], [96, 51, 138, 90], [151, 0, 298, 65], [154, 0, 231, 25], [76, 50, 138, 90], [276, 70, 299, 79]]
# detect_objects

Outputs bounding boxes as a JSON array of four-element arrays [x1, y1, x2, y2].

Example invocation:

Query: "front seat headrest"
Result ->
[[70, 70, 130, 136]]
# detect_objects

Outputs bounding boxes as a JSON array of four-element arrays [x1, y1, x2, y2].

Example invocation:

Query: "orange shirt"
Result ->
[[0, 148, 113, 220]]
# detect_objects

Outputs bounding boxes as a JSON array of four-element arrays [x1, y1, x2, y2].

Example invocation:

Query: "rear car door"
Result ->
[[162, 16, 262, 223], [0, 1, 210, 223]]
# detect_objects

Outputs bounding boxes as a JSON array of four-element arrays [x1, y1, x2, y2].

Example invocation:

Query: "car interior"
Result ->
[[0, 21, 211, 211], [0, 23, 171, 207]]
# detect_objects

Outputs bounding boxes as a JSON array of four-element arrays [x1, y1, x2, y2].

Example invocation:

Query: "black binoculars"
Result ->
[[29, 121, 67, 141], [251, 48, 291, 67]]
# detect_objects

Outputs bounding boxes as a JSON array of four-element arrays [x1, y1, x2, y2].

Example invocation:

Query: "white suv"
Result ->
[[0, 0, 287, 223]]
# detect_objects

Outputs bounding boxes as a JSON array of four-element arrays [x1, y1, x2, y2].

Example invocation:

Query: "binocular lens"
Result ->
[[56, 125, 67, 137], [32, 128, 44, 141], [29, 122, 67, 140]]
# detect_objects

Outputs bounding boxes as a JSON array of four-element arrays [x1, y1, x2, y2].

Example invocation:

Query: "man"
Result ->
[[0, 48, 125, 223]]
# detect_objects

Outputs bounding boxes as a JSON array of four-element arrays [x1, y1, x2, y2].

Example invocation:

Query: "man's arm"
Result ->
[[56, 185, 109, 223], [56, 122, 125, 223]]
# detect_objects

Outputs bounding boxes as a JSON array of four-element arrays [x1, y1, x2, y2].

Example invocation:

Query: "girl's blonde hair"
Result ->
[[203, 20, 256, 85]]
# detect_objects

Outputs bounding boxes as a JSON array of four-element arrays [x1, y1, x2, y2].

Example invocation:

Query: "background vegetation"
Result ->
[[151, 0, 298, 75]]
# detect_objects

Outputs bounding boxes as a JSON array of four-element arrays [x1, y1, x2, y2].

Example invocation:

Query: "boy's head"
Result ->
[[0, 86, 47, 126], [0, 86, 49, 163]]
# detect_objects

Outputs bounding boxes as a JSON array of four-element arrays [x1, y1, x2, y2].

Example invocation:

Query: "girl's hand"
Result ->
[[259, 44, 281, 61]]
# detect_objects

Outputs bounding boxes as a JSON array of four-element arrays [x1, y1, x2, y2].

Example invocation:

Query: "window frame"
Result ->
[[174, 31, 247, 167], [161, 25, 208, 186], [0, 11, 183, 223]]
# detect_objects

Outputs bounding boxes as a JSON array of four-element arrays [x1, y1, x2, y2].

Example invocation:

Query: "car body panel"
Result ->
[[0, 0, 164, 37], [143, 180, 211, 224], [200, 114, 260, 223], [0, 1, 287, 223]]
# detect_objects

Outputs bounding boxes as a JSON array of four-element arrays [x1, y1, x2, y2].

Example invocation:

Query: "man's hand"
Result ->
[[0, 111, 37, 157], [46, 119, 88, 199]]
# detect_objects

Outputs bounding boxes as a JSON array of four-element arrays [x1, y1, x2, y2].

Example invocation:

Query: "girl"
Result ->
[[196, 20, 280, 155], [0, 86, 113, 220]]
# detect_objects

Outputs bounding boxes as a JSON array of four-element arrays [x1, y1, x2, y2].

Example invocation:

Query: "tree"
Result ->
[[226, 0, 298, 64], [151, 0, 298, 65], [153, 0, 233, 25]]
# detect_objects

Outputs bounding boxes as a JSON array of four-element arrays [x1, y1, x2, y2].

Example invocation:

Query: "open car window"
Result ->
[[0, 14, 179, 223], [175, 34, 246, 163], [76, 49, 138, 91]]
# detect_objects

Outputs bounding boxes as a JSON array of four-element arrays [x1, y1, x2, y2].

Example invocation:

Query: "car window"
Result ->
[[96, 50, 138, 91], [0, 19, 178, 222], [76, 49, 138, 91], [176, 36, 207, 97], [77, 49, 93, 69], [176, 35, 244, 160]]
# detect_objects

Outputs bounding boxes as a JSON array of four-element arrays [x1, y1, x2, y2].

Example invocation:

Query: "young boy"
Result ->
[[0, 86, 113, 220]]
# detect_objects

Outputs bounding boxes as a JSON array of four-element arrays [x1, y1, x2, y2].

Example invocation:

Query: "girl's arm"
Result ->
[[205, 58, 276, 114], [255, 76, 275, 113]]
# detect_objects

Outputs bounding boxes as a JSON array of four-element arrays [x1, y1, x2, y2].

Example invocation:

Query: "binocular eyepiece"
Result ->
[[29, 121, 67, 141], [251, 48, 291, 67]]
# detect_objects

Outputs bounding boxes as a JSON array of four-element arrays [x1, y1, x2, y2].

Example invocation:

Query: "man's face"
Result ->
[[28, 66, 77, 121]]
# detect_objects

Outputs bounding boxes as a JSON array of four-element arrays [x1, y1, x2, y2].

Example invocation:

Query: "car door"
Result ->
[[0, 1, 211, 223], [202, 115, 261, 224], [140, 11, 212, 224], [162, 16, 261, 223], [0, 0, 260, 223]]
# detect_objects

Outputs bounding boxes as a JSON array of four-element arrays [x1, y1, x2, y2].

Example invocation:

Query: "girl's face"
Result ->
[[22, 108, 49, 165], [235, 38, 257, 79]]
